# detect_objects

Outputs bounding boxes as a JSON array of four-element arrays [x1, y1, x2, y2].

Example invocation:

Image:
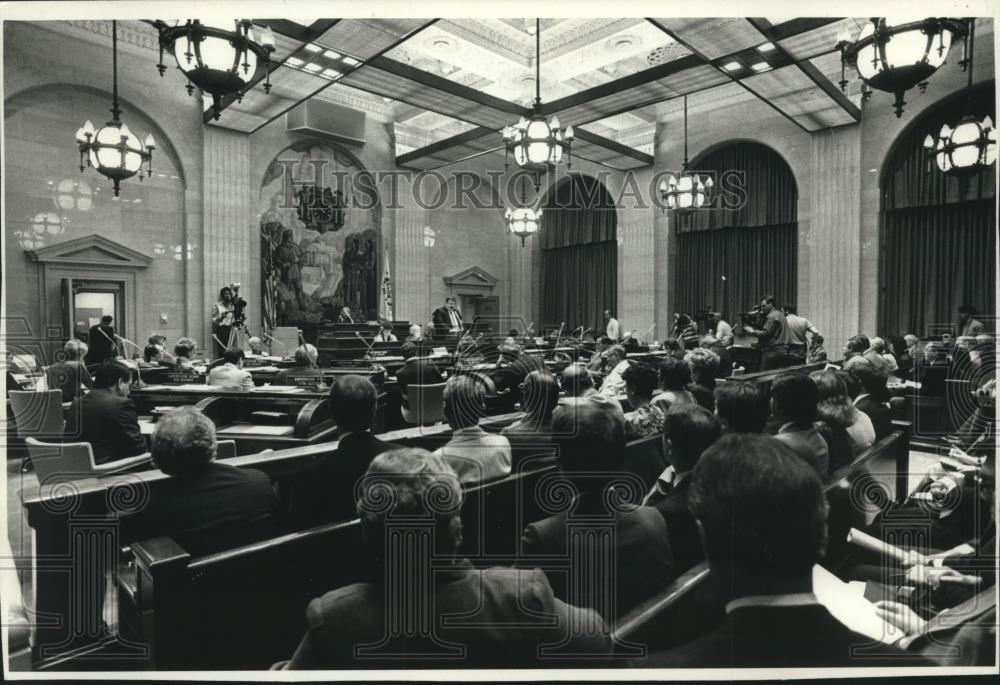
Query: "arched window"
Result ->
[[540, 175, 617, 334], [879, 82, 996, 336], [673, 142, 798, 321]]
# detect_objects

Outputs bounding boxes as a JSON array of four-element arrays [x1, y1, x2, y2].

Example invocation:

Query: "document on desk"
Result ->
[[251, 385, 305, 393], [221, 424, 294, 436], [812, 565, 903, 645]]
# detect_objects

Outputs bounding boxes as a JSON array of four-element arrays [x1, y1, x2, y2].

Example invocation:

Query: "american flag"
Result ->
[[381, 247, 393, 320]]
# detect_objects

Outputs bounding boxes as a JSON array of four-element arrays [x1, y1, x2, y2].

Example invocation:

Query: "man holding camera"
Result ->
[[743, 295, 796, 370]]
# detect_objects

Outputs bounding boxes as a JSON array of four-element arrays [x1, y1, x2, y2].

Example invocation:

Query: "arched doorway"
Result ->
[[539, 174, 618, 335], [673, 141, 798, 325], [878, 81, 996, 337]]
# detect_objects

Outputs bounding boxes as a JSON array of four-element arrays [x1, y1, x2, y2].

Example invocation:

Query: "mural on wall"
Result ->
[[258, 141, 381, 329]]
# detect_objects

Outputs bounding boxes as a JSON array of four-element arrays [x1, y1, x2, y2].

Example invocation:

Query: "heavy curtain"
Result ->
[[674, 142, 798, 321], [540, 175, 617, 334], [880, 81, 996, 335]]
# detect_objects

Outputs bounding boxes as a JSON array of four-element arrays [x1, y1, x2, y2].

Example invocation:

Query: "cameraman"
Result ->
[[743, 295, 795, 370], [211, 285, 237, 358]]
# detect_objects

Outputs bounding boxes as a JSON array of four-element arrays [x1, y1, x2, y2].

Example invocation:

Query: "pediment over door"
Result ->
[[443, 265, 498, 293], [27, 234, 152, 269]]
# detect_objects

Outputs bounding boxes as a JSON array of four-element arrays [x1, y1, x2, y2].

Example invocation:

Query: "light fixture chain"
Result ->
[[111, 19, 120, 122], [535, 19, 541, 105]]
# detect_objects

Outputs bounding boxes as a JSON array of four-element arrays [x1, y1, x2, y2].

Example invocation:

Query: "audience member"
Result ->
[[769, 372, 829, 477], [713, 381, 769, 434], [502, 370, 559, 436], [121, 407, 279, 557], [598, 345, 629, 397], [959, 304, 985, 337], [290, 375, 400, 527], [700, 335, 733, 378], [433, 375, 511, 484], [149, 334, 176, 364], [848, 359, 893, 440], [811, 370, 875, 459], [673, 314, 700, 350], [622, 362, 665, 441], [557, 363, 626, 423], [208, 348, 254, 389], [638, 434, 916, 667], [586, 336, 614, 374], [651, 356, 695, 411], [274, 344, 325, 386], [521, 402, 673, 622], [808, 334, 828, 363], [246, 336, 265, 355], [45, 339, 93, 402], [173, 337, 198, 370], [870, 337, 898, 374], [710, 312, 733, 348], [904, 334, 923, 367], [396, 342, 444, 395], [64, 360, 146, 464], [645, 405, 722, 572], [288, 449, 611, 668], [685, 347, 720, 411], [662, 337, 685, 360]]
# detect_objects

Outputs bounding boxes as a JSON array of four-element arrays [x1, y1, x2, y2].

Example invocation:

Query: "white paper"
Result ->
[[813, 565, 903, 645]]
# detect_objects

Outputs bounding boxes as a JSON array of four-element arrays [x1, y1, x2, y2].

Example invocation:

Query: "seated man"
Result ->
[[291, 375, 400, 528], [521, 401, 673, 622], [843, 334, 891, 376], [121, 407, 280, 556], [701, 335, 733, 378], [713, 381, 769, 434], [404, 324, 423, 342], [208, 347, 254, 389], [143, 343, 162, 364], [645, 404, 722, 572], [274, 344, 325, 386], [622, 362, 665, 441], [598, 344, 630, 397], [433, 375, 511, 485], [45, 339, 93, 402], [848, 358, 893, 440], [556, 363, 626, 423], [173, 337, 198, 371], [287, 449, 611, 668], [148, 334, 176, 365], [396, 341, 443, 394], [586, 336, 614, 374], [246, 336, 265, 356], [638, 434, 918, 667], [769, 372, 829, 477], [64, 360, 147, 464]]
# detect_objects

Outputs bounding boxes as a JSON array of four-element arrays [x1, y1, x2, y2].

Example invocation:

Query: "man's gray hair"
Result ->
[[63, 339, 88, 360], [152, 407, 217, 476]]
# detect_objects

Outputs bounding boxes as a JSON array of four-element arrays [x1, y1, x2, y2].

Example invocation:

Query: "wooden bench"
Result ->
[[612, 423, 912, 655], [122, 464, 559, 670]]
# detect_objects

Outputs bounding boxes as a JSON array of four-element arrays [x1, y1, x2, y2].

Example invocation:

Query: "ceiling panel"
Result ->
[[741, 64, 856, 130], [775, 17, 865, 61], [652, 18, 768, 59], [314, 18, 431, 61]]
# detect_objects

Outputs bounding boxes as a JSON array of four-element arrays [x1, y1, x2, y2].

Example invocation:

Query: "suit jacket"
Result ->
[[688, 382, 715, 411], [651, 477, 704, 573], [287, 561, 612, 669], [45, 360, 93, 402], [208, 362, 254, 389], [121, 462, 280, 557], [290, 432, 400, 528], [638, 602, 925, 668], [84, 325, 118, 366], [395, 357, 444, 398], [521, 491, 673, 622], [64, 388, 147, 464], [854, 395, 893, 441], [774, 423, 830, 477], [432, 306, 462, 335]]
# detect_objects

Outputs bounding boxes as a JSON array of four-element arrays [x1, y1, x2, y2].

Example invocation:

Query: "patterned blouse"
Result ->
[[625, 401, 667, 441]]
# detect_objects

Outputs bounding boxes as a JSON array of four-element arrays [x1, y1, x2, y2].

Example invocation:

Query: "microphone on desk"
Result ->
[[642, 322, 657, 345], [354, 330, 376, 358], [554, 322, 565, 342], [114, 335, 144, 382], [261, 331, 287, 357]]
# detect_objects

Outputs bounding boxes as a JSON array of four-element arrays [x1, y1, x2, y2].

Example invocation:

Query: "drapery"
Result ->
[[879, 81, 996, 335], [674, 142, 799, 320], [540, 175, 618, 333]]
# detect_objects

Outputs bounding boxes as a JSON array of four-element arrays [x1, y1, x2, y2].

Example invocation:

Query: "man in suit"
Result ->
[[121, 407, 280, 557], [64, 360, 147, 464], [287, 448, 612, 668], [713, 381, 769, 434], [645, 404, 722, 572], [556, 363, 626, 424], [637, 434, 921, 668], [291, 375, 399, 528], [207, 348, 254, 389], [45, 339, 93, 402], [433, 375, 511, 485], [597, 344, 629, 397], [848, 358, 893, 440], [521, 400, 673, 622], [769, 371, 829, 477], [432, 296, 463, 337], [84, 314, 118, 368]]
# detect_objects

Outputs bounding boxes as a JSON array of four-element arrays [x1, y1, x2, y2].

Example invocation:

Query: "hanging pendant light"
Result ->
[[658, 95, 713, 214], [501, 19, 574, 189], [922, 21, 996, 178], [506, 174, 542, 247], [75, 20, 155, 197], [836, 17, 970, 117], [154, 19, 275, 120]]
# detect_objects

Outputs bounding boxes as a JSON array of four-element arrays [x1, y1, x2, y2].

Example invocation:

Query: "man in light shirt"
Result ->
[[604, 309, 621, 342], [433, 375, 511, 485], [711, 312, 734, 348], [782, 305, 820, 365], [598, 345, 630, 398], [207, 348, 254, 389]]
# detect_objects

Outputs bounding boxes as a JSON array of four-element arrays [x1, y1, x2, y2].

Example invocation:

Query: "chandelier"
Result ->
[[501, 19, 573, 188], [922, 21, 996, 178], [659, 95, 713, 214], [505, 173, 542, 247], [75, 20, 155, 197], [154, 19, 275, 120], [837, 18, 970, 117]]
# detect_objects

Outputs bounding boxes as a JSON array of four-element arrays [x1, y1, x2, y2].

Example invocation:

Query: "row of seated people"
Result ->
[[97, 348, 993, 667]]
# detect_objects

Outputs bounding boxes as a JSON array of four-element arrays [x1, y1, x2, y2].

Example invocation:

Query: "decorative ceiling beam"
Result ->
[[396, 126, 496, 167], [246, 19, 440, 134], [746, 17, 861, 122], [573, 127, 654, 166], [205, 18, 341, 123]]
